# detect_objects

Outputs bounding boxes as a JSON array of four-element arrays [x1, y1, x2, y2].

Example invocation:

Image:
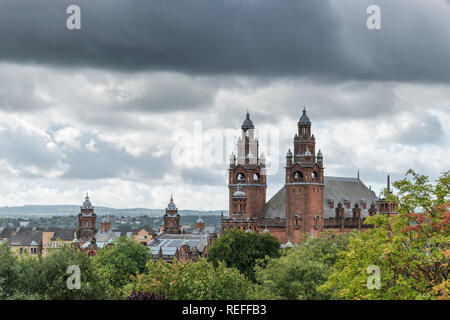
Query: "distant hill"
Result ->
[[0, 205, 227, 218]]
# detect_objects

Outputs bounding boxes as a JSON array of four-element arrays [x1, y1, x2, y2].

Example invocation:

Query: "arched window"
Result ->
[[253, 173, 260, 182], [237, 173, 245, 182], [294, 171, 303, 181], [294, 215, 301, 226], [312, 171, 319, 180], [85, 221, 89, 228]]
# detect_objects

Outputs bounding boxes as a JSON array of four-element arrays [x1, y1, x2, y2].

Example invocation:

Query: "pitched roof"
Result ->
[[260, 176, 379, 219], [323, 176, 378, 218], [261, 187, 286, 219], [8, 228, 43, 246], [0, 227, 17, 239], [50, 228, 76, 241]]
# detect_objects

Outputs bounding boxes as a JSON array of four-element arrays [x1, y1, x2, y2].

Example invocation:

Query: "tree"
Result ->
[[254, 231, 351, 299], [320, 170, 449, 300], [207, 228, 280, 281], [92, 237, 150, 294], [128, 258, 252, 300], [33, 245, 109, 299], [0, 244, 109, 300]]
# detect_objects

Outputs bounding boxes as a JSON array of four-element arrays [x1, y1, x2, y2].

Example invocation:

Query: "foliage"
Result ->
[[320, 170, 449, 300], [93, 237, 150, 293], [254, 231, 351, 299], [0, 244, 109, 299], [127, 291, 168, 300], [128, 258, 252, 300], [207, 228, 280, 281]]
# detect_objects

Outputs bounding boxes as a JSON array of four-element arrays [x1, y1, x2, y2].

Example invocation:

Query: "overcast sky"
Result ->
[[0, 0, 448, 210]]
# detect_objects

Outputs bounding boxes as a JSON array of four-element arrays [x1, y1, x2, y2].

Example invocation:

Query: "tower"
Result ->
[[77, 193, 97, 242], [228, 112, 266, 219], [195, 216, 205, 232], [163, 195, 182, 234], [285, 108, 324, 242], [100, 217, 111, 232]]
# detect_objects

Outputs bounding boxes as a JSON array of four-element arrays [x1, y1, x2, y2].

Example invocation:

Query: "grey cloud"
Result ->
[[59, 133, 172, 181], [2, 0, 449, 82], [181, 167, 225, 186], [0, 126, 61, 174], [394, 113, 445, 145]]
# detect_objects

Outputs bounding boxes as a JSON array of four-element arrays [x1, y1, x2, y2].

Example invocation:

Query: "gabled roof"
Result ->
[[261, 187, 286, 219], [0, 227, 17, 239], [260, 176, 379, 219], [8, 228, 43, 246], [323, 176, 378, 218], [48, 228, 76, 241]]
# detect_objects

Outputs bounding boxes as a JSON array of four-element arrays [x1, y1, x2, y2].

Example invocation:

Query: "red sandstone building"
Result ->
[[221, 109, 397, 244]]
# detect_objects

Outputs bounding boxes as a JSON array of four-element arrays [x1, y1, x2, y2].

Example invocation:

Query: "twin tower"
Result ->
[[225, 108, 325, 243]]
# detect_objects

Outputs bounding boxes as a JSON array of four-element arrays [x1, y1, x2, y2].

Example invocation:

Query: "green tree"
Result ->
[[254, 231, 351, 299], [93, 237, 150, 293], [320, 170, 449, 300], [128, 258, 252, 300], [207, 228, 280, 281], [0, 244, 109, 300], [33, 246, 109, 299], [0, 244, 31, 298]]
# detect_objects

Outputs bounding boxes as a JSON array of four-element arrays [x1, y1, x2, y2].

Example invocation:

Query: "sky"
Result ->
[[0, 0, 448, 210]]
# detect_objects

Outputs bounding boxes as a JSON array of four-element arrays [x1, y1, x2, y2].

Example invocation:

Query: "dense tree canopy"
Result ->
[[128, 258, 252, 300], [0, 244, 109, 299], [254, 231, 351, 300], [320, 170, 449, 300], [92, 237, 150, 293], [207, 228, 280, 281]]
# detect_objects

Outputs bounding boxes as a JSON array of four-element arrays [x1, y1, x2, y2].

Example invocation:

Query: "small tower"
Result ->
[[100, 217, 111, 233], [77, 193, 97, 242], [231, 184, 247, 217], [163, 195, 182, 234], [195, 216, 205, 232], [228, 112, 267, 220], [285, 108, 324, 242], [377, 175, 398, 216]]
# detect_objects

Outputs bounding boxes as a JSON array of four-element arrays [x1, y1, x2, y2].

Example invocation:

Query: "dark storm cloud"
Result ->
[[2, 0, 448, 82]]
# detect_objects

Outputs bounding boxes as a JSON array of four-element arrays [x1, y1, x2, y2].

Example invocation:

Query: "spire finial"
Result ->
[[303, 105, 306, 113], [387, 174, 391, 193], [357, 170, 360, 180]]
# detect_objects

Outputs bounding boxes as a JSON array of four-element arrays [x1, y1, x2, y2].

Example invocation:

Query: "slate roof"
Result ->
[[8, 228, 43, 246], [0, 227, 17, 239], [148, 233, 208, 258], [260, 176, 379, 219], [261, 187, 286, 219], [45, 228, 76, 241], [323, 176, 378, 218]]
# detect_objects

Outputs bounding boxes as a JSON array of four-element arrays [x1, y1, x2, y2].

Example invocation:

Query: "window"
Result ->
[[312, 171, 318, 180], [253, 173, 260, 182], [294, 171, 303, 181], [237, 173, 245, 182]]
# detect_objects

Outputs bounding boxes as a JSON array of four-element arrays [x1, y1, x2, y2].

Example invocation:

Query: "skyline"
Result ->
[[0, 0, 448, 210]]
